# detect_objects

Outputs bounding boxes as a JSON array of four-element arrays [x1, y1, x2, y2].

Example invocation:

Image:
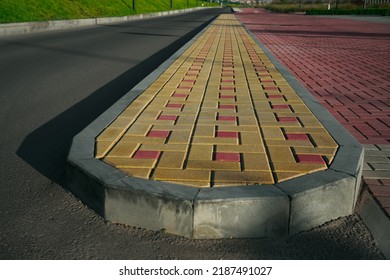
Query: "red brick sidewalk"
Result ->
[[236, 9, 390, 217]]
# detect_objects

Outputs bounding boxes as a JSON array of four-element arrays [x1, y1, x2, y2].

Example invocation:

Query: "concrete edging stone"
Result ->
[[66, 15, 364, 239]]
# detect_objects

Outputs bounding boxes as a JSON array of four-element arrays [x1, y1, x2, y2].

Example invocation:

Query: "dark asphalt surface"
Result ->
[[0, 8, 384, 259]]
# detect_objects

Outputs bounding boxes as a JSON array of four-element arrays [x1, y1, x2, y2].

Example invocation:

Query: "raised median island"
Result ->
[[67, 15, 363, 238]]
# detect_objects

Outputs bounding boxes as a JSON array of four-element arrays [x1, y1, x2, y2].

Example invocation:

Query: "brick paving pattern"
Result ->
[[236, 9, 390, 216], [95, 15, 338, 187]]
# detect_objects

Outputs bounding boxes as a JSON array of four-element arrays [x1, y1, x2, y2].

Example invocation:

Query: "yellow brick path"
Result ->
[[95, 15, 338, 187]]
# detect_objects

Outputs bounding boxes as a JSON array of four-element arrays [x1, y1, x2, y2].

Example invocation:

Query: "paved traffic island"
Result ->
[[67, 15, 363, 238]]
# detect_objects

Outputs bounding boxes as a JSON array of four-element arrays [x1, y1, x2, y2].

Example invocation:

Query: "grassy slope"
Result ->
[[0, 0, 213, 23]]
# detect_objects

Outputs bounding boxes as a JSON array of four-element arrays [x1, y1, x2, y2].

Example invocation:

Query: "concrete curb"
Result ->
[[0, 7, 213, 37], [67, 15, 364, 239]]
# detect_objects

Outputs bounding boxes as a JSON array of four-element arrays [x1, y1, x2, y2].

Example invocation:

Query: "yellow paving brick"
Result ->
[[153, 168, 210, 182], [266, 139, 313, 147], [121, 168, 152, 179], [262, 127, 285, 140], [187, 145, 213, 161], [120, 135, 167, 144], [186, 160, 241, 171], [273, 172, 303, 182], [271, 161, 326, 173], [236, 107, 255, 115], [242, 153, 271, 171], [310, 133, 339, 148], [283, 127, 329, 134], [238, 116, 258, 126], [165, 180, 211, 187], [253, 101, 272, 109], [261, 121, 302, 128], [198, 111, 217, 119], [213, 171, 274, 185], [175, 116, 196, 125], [293, 146, 336, 156], [257, 112, 277, 122], [193, 126, 215, 137], [109, 117, 132, 128], [201, 101, 219, 108], [138, 110, 162, 119], [157, 151, 186, 169], [140, 143, 187, 152], [299, 116, 323, 128], [217, 125, 258, 132], [215, 144, 265, 153], [151, 124, 192, 131], [267, 146, 296, 162], [289, 104, 312, 113], [240, 131, 263, 145], [192, 136, 239, 145], [125, 123, 151, 136], [95, 141, 113, 158], [107, 142, 139, 157]]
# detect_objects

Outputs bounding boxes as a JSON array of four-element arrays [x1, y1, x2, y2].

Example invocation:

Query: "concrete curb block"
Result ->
[[356, 185, 390, 259], [66, 16, 364, 239], [0, 7, 213, 37]]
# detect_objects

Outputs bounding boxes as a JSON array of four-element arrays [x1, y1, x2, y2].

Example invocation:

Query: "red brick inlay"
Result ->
[[267, 94, 284, 99], [216, 131, 239, 138], [220, 86, 235, 91], [166, 103, 184, 109], [177, 85, 192, 90], [172, 93, 188, 98], [218, 115, 236, 122], [285, 133, 309, 141], [214, 152, 240, 162], [278, 116, 298, 122], [272, 104, 290, 110], [182, 79, 195, 83], [219, 104, 236, 110], [263, 86, 279, 91], [158, 115, 178, 121], [296, 154, 325, 164], [220, 94, 235, 100], [133, 150, 161, 159], [147, 130, 171, 138]]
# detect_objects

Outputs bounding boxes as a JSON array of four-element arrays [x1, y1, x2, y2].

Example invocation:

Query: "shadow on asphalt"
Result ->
[[16, 12, 222, 188]]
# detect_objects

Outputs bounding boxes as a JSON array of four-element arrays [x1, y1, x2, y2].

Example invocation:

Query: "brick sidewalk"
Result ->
[[236, 9, 390, 216]]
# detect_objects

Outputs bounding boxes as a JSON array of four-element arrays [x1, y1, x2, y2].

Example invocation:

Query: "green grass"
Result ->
[[0, 0, 216, 23]]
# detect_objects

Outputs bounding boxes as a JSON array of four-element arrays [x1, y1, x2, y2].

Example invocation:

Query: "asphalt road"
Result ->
[[0, 8, 384, 259]]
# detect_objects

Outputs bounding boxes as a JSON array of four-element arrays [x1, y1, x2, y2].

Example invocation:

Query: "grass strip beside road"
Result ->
[[0, 0, 215, 23]]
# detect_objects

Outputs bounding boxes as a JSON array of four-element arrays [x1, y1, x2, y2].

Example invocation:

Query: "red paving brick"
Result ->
[[236, 9, 390, 145], [296, 154, 325, 164], [214, 152, 241, 162], [147, 130, 170, 138], [133, 150, 161, 160]]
